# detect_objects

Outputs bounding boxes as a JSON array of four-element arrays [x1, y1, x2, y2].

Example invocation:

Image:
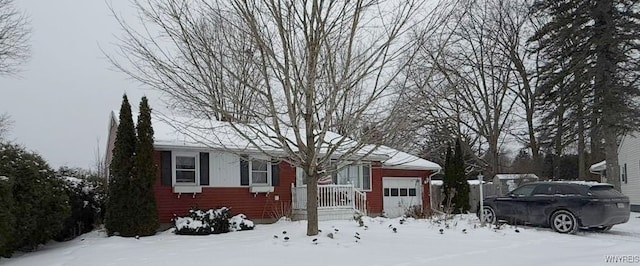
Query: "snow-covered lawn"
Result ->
[[3, 213, 640, 266]]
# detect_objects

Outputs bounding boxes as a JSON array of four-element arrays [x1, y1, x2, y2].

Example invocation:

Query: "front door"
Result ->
[[383, 177, 422, 218]]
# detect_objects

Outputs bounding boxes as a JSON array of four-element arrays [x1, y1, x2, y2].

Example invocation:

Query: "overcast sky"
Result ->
[[1, 1, 161, 169]]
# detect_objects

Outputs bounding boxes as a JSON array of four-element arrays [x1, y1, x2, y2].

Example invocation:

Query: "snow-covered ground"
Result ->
[[2, 213, 640, 266]]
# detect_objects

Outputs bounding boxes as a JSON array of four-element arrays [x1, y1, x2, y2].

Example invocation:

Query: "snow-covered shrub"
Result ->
[[229, 214, 255, 231], [174, 216, 211, 235], [174, 207, 231, 235], [174, 208, 254, 235], [54, 167, 106, 241]]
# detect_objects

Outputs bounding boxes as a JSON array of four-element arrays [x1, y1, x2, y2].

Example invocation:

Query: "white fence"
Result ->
[[291, 184, 367, 215]]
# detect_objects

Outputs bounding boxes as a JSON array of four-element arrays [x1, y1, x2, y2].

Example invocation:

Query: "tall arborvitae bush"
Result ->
[[451, 138, 470, 212], [442, 143, 454, 211], [0, 142, 70, 255], [133, 96, 159, 236], [105, 95, 137, 236], [442, 138, 470, 213]]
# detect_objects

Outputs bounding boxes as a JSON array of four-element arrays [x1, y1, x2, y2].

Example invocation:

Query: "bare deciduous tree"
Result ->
[[0, 0, 30, 76], [403, 0, 521, 177], [400, 0, 546, 177], [0, 112, 12, 141], [109, 0, 452, 236], [492, 0, 541, 165], [93, 138, 107, 180]]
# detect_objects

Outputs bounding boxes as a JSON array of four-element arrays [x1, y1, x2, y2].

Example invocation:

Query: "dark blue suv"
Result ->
[[479, 182, 630, 233]]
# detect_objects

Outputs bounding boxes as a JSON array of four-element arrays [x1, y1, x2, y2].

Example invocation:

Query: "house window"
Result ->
[[251, 159, 270, 186], [622, 163, 627, 184], [335, 163, 371, 191], [175, 154, 198, 184]]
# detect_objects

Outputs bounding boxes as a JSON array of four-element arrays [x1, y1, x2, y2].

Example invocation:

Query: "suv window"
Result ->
[[532, 184, 553, 195], [532, 184, 581, 196], [589, 185, 624, 197], [555, 185, 580, 195], [510, 185, 536, 197]]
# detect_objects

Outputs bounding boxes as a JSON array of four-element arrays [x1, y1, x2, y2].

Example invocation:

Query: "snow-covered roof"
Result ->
[[109, 110, 441, 171], [494, 174, 539, 180], [375, 146, 441, 171], [0, 176, 8, 182], [589, 160, 606, 173]]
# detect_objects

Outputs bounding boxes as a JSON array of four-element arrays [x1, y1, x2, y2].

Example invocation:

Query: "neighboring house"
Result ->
[[590, 133, 640, 212], [589, 160, 607, 183], [105, 111, 441, 223], [104, 113, 118, 183], [493, 174, 539, 196]]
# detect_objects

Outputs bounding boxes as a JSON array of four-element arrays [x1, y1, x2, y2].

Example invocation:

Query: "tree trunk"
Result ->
[[305, 170, 319, 236], [554, 107, 564, 157], [528, 115, 539, 161], [577, 101, 586, 180], [593, 0, 619, 190], [604, 131, 621, 191], [487, 135, 500, 177]]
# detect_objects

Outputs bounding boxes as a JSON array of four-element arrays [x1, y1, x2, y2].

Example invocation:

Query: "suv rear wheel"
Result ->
[[550, 210, 578, 234], [480, 206, 496, 225]]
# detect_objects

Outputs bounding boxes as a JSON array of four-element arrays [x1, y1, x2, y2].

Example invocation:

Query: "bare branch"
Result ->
[[0, 0, 30, 76]]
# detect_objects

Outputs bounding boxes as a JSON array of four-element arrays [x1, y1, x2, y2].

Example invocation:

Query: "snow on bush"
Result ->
[[229, 214, 255, 231], [174, 207, 254, 235], [175, 217, 209, 235]]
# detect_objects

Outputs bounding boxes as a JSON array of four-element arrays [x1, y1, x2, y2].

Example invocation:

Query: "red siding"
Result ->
[[152, 151, 433, 222], [153, 151, 295, 223]]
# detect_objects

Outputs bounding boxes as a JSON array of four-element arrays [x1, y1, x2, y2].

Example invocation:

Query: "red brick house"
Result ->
[[106, 111, 441, 223]]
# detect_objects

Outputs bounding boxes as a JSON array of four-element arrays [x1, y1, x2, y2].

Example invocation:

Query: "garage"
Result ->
[[383, 177, 423, 218]]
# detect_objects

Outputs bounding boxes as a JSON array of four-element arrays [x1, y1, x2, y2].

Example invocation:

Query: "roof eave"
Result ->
[[154, 142, 390, 162], [381, 165, 442, 171]]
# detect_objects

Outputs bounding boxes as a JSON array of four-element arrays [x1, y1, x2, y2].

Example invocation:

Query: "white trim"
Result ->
[[250, 186, 274, 193], [249, 158, 272, 187], [173, 186, 202, 193], [172, 151, 200, 186]]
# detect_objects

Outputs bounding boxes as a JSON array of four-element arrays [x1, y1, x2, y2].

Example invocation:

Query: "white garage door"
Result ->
[[383, 177, 422, 218]]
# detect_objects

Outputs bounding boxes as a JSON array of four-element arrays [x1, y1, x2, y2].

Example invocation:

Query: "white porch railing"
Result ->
[[291, 183, 367, 215]]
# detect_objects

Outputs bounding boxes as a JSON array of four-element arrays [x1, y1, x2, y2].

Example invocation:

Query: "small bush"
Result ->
[[353, 212, 364, 227], [174, 207, 254, 235], [229, 214, 255, 231]]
